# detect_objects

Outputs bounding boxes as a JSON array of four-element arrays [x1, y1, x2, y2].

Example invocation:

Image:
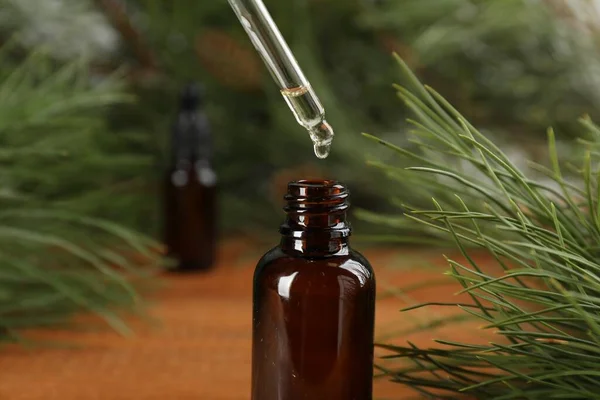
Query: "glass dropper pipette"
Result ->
[[228, 0, 334, 159]]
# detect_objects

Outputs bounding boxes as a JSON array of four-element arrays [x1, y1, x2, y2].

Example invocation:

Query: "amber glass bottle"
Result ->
[[252, 180, 376, 400], [163, 83, 217, 272]]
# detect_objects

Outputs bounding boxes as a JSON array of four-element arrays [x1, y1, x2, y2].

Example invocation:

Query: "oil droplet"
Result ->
[[314, 143, 331, 159], [309, 121, 334, 159]]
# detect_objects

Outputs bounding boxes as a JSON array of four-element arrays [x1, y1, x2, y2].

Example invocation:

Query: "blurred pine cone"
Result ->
[[195, 29, 263, 91]]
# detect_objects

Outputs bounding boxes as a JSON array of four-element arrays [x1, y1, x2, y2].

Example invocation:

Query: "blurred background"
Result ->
[[3, 0, 600, 243]]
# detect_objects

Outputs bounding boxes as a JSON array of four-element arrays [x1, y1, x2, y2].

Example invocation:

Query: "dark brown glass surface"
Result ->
[[163, 163, 216, 271], [251, 180, 376, 400]]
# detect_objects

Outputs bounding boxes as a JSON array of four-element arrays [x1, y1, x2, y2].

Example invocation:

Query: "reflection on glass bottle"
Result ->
[[163, 83, 217, 272], [252, 180, 376, 399]]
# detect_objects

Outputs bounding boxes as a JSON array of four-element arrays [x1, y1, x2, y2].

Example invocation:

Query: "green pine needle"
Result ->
[[365, 54, 600, 399], [0, 47, 160, 343]]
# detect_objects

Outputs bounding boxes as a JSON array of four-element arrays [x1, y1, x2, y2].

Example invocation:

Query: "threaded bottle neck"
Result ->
[[280, 180, 351, 256]]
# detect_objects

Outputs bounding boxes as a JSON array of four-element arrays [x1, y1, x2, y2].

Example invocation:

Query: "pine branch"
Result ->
[[365, 54, 600, 399], [0, 48, 160, 343]]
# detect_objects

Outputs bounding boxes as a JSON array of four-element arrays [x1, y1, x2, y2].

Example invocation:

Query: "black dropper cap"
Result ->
[[173, 82, 211, 163], [179, 82, 204, 111], [172, 83, 201, 165]]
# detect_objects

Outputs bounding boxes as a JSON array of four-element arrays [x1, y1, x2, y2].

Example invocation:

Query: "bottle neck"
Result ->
[[279, 180, 352, 257], [280, 237, 350, 256], [172, 158, 212, 172]]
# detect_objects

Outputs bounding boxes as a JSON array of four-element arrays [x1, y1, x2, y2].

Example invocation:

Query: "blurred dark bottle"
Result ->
[[252, 180, 376, 400], [163, 83, 217, 272]]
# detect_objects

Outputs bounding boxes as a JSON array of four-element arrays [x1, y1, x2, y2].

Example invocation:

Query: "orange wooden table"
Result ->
[[0, 241, 491, 400]]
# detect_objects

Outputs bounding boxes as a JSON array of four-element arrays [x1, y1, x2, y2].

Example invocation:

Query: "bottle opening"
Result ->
[[284, 180, 349, 214], [280, 180, 351, 239]]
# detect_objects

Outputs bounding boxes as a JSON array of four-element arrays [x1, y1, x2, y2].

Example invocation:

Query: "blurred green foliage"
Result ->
[[3, 0, 600, 242], [101, 0, 600, 240], [0, 38, 159, 342], [359, 0, 600, 137]]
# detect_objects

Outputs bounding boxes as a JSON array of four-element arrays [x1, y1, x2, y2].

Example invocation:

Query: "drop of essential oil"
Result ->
[[313, 142, 331, 159], [309, 121, 334, 160]]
